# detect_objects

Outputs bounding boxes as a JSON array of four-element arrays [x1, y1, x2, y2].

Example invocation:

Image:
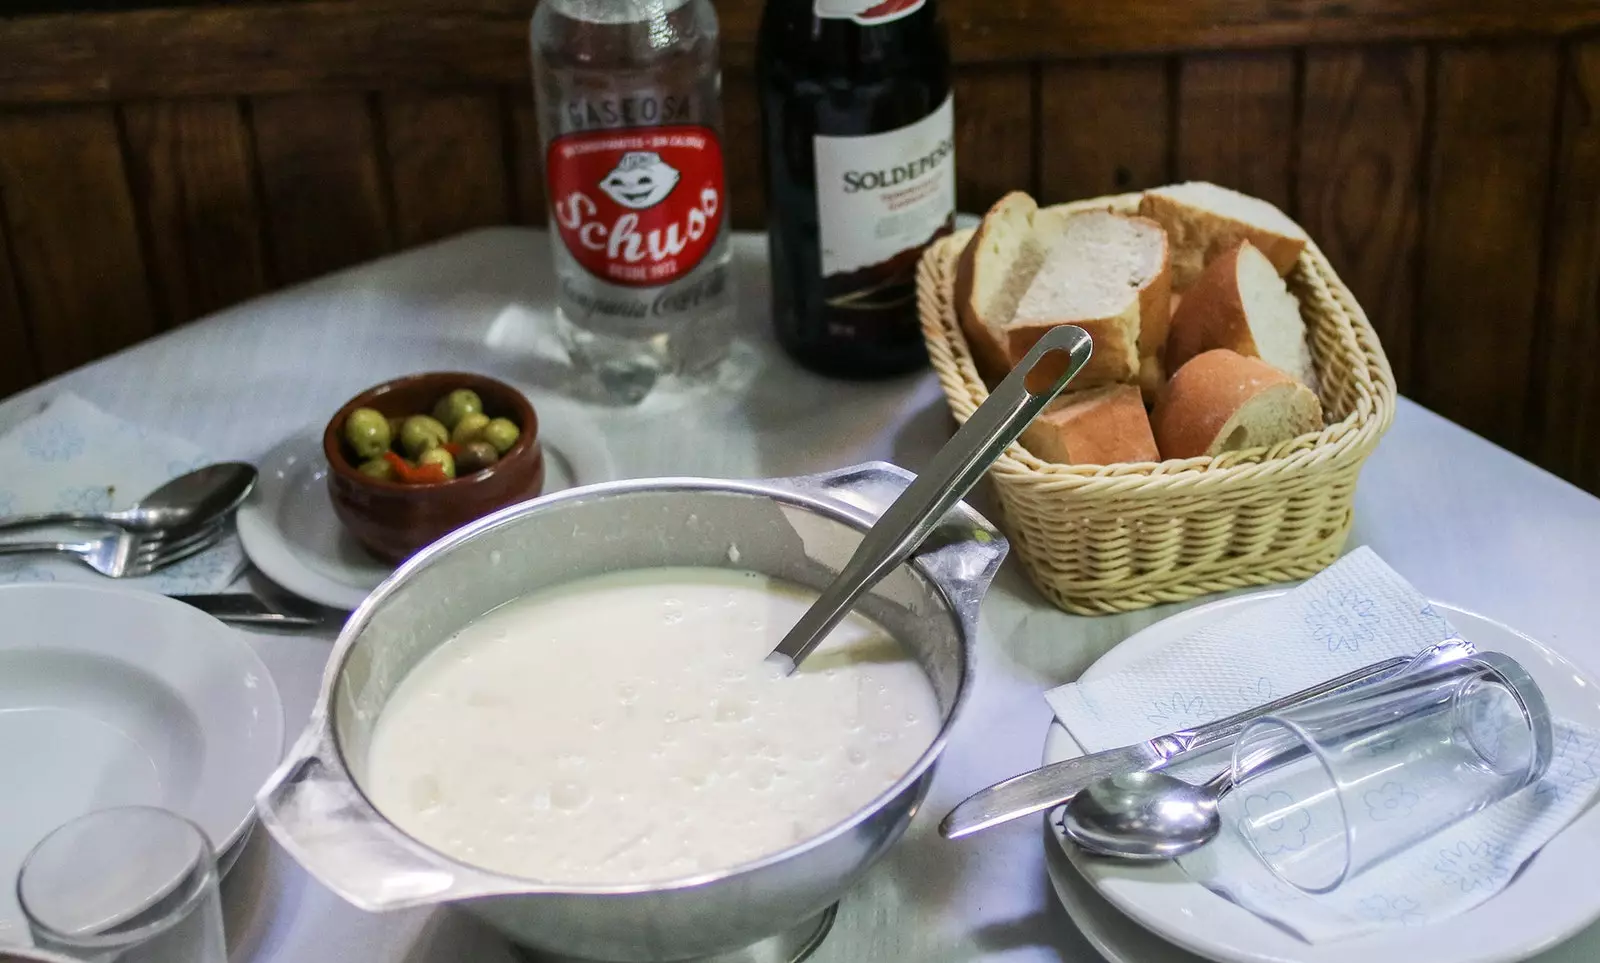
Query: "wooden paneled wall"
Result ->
[[1, 0, 1600, 498]]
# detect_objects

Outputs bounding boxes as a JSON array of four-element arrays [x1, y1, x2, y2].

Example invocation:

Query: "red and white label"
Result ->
[[546, 125, 725, 288], [813, 0, 925, 25]]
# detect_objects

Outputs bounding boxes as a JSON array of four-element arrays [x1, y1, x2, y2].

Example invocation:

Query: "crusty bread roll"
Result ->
[[1166, 241, 1317, 387], [954, 192, 1060, 381], [1003, 210, 1171, 389], [1152, 349, 1323, 459], [1139, 182, 1307, 288], [1021, 384, 1159, 466]]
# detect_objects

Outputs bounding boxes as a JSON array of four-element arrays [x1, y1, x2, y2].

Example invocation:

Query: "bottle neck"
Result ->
[[543, 0, 695, 24], [765, 0, 946, 77]]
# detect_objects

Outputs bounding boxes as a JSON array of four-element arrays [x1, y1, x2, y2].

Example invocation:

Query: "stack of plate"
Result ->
[[0, 584, 283, 945], [1043, 593, 1600, 963]]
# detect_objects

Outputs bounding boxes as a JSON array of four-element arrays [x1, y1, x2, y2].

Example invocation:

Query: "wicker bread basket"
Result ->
[[918, 193, 1398, 615]]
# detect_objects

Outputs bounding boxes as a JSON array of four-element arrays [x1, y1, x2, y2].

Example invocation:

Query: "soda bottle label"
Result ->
[[811, 94, 954, 329], [546, 125, 726, 288], [813, 0, 926, 24]]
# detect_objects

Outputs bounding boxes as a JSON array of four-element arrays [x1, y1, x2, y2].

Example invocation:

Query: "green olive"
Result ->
[[456, 440, 499, 474], [417, 446, 456, 480], [481, 417, 520, 455], [450, 411, 491, 446], [387, 415, 406, 443], [432, 389, 484, 431], [344, 407, 392, 460], [399, 415, 449, 458], [357, 457, 398, 481]]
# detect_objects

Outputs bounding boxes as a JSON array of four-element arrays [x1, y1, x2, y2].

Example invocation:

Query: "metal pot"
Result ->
[[256, 462, 1006, 963]]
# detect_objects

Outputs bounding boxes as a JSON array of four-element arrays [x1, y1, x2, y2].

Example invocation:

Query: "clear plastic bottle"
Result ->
[[531, 0, 734, 404]]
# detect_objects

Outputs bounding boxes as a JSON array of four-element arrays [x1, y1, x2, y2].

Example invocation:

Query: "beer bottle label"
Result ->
[[813, 0, 927, 24], [546, 125, 726, 288], [811, 95, 954, 324]]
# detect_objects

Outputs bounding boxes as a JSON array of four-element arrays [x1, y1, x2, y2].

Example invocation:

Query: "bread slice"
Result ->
[[1139, 182, 1308, 288], [1152, 349, 1323, 459], [954, 192, 1059, 381], [1137, 289, 1183, 402], [1137, 354, 1165, 405], [1003, 210, 1171, 389], [1021, 384, 1159, 466], [1166, 241, 1317, 387]]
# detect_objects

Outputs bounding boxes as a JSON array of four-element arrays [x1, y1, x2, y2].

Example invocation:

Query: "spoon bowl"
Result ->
[[1060, 769, 1230, 861], [115, 462, 258, 532]]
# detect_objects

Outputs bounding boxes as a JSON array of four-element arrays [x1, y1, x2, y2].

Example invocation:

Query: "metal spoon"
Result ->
[[767, 324, 1094, 673], [0, 462, 258, 535], [1059, 768, 1233, 861]]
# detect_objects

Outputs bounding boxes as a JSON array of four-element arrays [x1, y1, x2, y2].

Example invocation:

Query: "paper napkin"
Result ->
[[0, 393, 245, 594], [1046, 547, 1600, 942]]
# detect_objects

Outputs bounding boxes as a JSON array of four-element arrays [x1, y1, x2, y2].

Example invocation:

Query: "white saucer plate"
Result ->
[[0, 584, 283, 943], [1046, 824, 1207, 963], [237, 395, 616, 610], [1044, 591, 1600, 963]]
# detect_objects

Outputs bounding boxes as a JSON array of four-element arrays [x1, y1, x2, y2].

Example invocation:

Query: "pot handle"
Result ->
[[255, 719, 519, 911], [770, 461, 1009, 613]]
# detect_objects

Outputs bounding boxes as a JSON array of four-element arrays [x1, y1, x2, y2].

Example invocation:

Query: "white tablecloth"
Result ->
[[6, 229, 1599, 963]]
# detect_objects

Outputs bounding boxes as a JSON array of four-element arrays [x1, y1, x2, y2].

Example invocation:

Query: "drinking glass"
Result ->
[[1228, 651, 1553, 893], [17, 807, 225, 963]]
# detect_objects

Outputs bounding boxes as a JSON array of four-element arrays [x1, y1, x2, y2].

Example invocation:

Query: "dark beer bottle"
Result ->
[[757, 0, 955, 378]]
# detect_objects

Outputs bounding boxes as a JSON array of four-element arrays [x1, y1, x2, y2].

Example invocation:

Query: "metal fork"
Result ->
[[0, 521, 226, 578]]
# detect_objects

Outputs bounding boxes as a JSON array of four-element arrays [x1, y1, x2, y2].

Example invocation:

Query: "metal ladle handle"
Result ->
[[768, 325, 1094, 673]]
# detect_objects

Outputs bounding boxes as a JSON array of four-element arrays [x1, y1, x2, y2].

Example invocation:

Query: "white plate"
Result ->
[[1044, 591, 1600, 963], [0, 584, 283, 943], [237, 399, 616, 610], [1046, 825, 1207, 963]]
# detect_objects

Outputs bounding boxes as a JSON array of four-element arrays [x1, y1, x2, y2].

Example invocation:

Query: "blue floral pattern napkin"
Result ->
[[1046, 547, 1600, 942], [0, 393, 245, 593]]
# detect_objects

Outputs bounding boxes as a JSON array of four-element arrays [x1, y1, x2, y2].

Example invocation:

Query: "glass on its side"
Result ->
[[17, 806, 225, 963], [1229, 652, 1553, 893]]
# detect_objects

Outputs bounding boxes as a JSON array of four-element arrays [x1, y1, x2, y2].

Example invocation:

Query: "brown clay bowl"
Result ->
[[323, 372, 545, 563]]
